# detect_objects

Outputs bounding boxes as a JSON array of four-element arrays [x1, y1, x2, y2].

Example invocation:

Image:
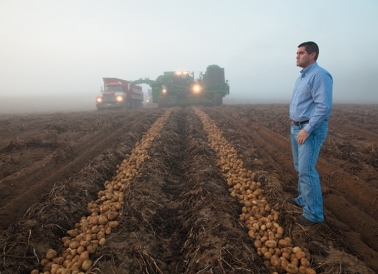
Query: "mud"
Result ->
[[0, 104, 377, 273]]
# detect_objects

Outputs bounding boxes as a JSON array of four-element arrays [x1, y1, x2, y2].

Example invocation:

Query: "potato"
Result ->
[[52, 256, 64, 265], [80, 240, 89, 248], [98, 215, 108, 225], [67, 229, 79, 238], [265, 240, 277, 248], [81, 259, 92, 271], [274, 248, 281, 257], [40, 258, 50, 266], [285, 263, 299, 273], [69, 241, 80, 249], [107, 211, 118, 221], [263, 251, 272, 259], [257, 248, 262, 256], [79, 251, 89, 262], [248, 230, 255, 238], [282, 251, 291, 260], [261, 246, 268, 255], [298, 266, 307, 274], [291, 257, 299, 267], [304, 268, 316, 274], [270, 255, 281, 267], [254, 239, 262, 248], [87, 245, 97, 254], [70, 248, 78, 256], [65, 261, 73, 270], [62, 259, 70, 267], [91, 225, 100, 234], [99, 237, 106, 246], [275, 233, 283, 239], [265, 222, 272, 229], [63, 239, 71, 248], [280, 257, 289, 269], [105, 226, 112, 235], [279, 239, 291, 247], [43, 262, 54, 272], [253, 189, 262, 196], [295, 250, 306, 259], [108, 220, 119, 228], [77, 245, 85, 255], [292, 246, 301, 253], [45, 248, 58, 260], [300, 257, 311, 267], [51, 265, 59, 274], [268, 247, 275, 255], [273, 212, 279, 222], [97, 231, 105, 241], [92, 217, 101, 226]]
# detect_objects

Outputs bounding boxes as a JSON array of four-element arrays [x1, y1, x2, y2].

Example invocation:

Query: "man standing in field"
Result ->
[[289, 41, 333, 225]]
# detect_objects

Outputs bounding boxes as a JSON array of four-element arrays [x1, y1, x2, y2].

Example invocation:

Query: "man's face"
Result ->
[[296, 46, 315, 68]]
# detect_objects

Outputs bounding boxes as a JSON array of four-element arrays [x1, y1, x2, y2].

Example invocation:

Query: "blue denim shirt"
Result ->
[[290, 62, 333, 134]]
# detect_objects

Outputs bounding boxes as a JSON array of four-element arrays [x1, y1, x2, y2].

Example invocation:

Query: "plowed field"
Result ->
[[0, 104, 377, 274]]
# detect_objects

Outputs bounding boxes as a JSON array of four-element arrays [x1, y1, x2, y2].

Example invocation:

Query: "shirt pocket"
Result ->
[[297, 84, 312, 101]]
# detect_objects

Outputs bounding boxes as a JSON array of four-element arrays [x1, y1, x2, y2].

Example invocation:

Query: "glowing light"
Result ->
[[174, 71, 189, 76], [192, 84, 202, 94]]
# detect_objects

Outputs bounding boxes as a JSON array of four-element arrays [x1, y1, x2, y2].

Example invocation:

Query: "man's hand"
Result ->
[[297, 129, 309, 145]]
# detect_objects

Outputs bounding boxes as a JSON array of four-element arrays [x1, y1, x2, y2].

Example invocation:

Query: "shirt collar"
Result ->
[[300, 62, 318, 76]]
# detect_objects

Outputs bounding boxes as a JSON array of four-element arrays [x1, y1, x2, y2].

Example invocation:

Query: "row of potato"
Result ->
[[194, 107, 316, 274], [31, 109, 173, 274]]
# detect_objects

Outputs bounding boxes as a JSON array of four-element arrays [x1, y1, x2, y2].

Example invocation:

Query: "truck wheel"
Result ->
[[214, 94, 223, 106], [158, 96, 167, 108]]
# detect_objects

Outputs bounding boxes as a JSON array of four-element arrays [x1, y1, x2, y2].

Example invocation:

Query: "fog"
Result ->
[[1, 1, 378, 114]]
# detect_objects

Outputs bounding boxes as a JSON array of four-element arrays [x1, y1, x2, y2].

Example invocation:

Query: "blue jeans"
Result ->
[[290, 121, 328, 222]]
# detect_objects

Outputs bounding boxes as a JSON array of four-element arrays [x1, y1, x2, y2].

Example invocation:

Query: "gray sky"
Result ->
[[1, 0, 378, 112]]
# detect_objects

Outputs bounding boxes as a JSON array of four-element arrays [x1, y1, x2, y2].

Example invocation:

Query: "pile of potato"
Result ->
[[31, 110, 173, 274], [194, 108, 316, 274]]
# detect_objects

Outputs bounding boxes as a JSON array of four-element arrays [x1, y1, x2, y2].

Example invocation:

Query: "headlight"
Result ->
[[192, 84, 202, 94], [162, 88, 167, 94], [116, 95, 124, 102], [96, 97, 103, 103]]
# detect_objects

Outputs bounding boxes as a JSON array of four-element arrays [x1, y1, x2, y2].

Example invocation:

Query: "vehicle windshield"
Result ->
[[172, 75, 191, 85], [105, 85, 123, 92]]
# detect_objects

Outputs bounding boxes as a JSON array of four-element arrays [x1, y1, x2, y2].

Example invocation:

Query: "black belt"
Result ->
[[292, 120, 309, 126]]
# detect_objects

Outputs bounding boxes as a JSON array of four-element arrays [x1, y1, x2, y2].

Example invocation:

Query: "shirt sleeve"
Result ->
[[304, 70, 333, 134]]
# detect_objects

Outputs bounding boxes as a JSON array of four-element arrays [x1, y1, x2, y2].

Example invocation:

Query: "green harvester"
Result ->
[[131, 64, 229, 108]]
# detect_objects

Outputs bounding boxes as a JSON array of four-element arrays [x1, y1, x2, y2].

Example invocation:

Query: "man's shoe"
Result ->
[[286, 197, 299, 207], [296, 215, 316, 226]]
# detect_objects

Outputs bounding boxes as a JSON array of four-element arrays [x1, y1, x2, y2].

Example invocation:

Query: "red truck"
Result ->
[[96, 78, 144, 110]]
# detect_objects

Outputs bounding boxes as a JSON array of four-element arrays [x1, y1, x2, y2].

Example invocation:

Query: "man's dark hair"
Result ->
[[298, 41, 319, 61]]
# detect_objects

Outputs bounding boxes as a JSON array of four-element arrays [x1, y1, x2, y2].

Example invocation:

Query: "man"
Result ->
[[289, 41, 333, 225]]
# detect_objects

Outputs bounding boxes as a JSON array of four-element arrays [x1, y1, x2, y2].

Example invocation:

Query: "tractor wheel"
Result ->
[[214, 94, 223, 106]]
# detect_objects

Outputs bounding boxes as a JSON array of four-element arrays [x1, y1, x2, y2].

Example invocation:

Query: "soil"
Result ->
[[0, 104, 377, 274]]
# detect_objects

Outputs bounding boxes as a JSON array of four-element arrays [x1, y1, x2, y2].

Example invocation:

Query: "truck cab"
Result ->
[[96, 78, 143, 110]]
